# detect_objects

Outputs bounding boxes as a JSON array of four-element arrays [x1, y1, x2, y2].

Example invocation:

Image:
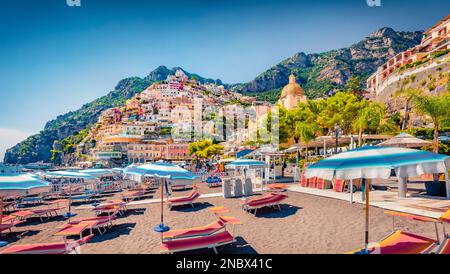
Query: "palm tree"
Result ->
[[410, 92, 450, 153], [394, 87, 422, 130], [295, 122, 318, 162], [352, 103, 385, 147]]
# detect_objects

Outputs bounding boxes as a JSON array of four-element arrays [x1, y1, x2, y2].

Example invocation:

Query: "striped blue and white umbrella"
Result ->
[[0, 173, 51, 196], [304, 146, 450, 181], [226, 158, 268, 169], [304, 146, 450, 254], [124, 162, 198, 181], [124, 162, 199, 234]]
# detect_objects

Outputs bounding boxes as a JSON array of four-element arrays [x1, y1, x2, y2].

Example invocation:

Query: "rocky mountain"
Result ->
[[146, 65, 224, 86], [233, 27, 423, 99]]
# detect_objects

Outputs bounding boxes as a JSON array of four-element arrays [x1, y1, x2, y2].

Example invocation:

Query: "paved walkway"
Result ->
[[288, 185, 450, 218]]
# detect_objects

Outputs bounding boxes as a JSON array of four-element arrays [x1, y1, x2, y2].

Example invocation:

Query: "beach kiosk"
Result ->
[[226, 158, 268, 197]]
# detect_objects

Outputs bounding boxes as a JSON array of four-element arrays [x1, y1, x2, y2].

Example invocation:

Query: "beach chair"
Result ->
[[242, 193, 288, 215], [333, 179, 345, 192], [93, 200, 128, 216], [267, 183, 288, 192], [209, 206, 230, 215], [0, 216, 25, 236], [349, 230, 437, 254], [55, 211, 118, 239], [315, 178, 331, 189], [10, 199, 68, 222], [121, 189, 152, 202], [307, 177, 317, 188], [348, 210, 439, 254], [0, 235, 93, 254], [160, 231, 236, 254], [162, 216, 242, 241], [434, 209, 450, 254], [166, 190, 201, 209], [300, 172, 308, 187]]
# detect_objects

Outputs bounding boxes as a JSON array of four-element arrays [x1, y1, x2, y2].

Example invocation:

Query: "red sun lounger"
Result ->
[[348, 230, 437, 254], [162, 216, 242, 241], [0, 235, 93, 254], [209, 206, 230, 215], [160, 231, 235, 254], [267, 184, 287, 192], [163, 221, 225, 241], [55, 211, 117, 239], [166, 191, 200, 209], [242, 193, 288, 215]]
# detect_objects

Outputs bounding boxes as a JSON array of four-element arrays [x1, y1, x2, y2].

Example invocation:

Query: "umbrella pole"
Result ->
[[364, 178, 369, 252], [160, 178, 164, 241]]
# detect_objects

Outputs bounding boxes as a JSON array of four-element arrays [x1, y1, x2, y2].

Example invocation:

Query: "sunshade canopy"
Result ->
[[304, 146, 450, 181], [378, 133, 432, 148], [124, 162, 198, 180], [226, 158, 268, 169], [0, 173, 51, 196]]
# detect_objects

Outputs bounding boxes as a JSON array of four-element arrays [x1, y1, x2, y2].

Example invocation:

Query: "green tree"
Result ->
[[294, 121, 318, 162], [352, 102, 386, 147], [188, 139, 224, 160], [410, 92, 450, 153], [394, 87, 423, 130]]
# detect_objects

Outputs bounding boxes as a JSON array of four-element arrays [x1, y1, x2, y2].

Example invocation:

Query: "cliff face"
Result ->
[[232, 27, 423, 98]]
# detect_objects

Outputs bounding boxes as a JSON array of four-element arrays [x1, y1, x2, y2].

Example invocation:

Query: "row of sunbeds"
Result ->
[[0, 199, 128, 254]]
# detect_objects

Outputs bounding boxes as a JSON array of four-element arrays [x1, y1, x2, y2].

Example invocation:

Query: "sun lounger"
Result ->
[[0, 219, 25, 236], [121, 189, 152, 202], [93, 200, 128, 216], [163, 221, 225, 241], [160, 231, 235, 254], [307, 177, 317, 188], [55, 211, 118, 239], [348, 210, 440, 254], [162, 215, 242, 241], [10, 200, 67, 221], [166, 190, 200, 209], [333, 179, 345, 192], [267, 183, 287, 192], [209, 206, 230, 215], [300, 172, 308, 187], [242, 193, 288, 215], [349, 230, 437, 254], [0, 235, 93, 254]]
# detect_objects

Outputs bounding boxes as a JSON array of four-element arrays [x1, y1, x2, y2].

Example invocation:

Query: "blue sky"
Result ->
[[0, 0, 448, 159]]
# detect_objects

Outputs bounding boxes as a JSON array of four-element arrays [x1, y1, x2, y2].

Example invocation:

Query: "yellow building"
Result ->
[[278, 74, 307, 110]]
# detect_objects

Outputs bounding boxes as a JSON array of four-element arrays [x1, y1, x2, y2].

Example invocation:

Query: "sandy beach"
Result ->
[[0, 182, 443, 254]]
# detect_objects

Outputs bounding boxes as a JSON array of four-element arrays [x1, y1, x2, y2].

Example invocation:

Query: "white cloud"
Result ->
[[0, 128, 33, 162]]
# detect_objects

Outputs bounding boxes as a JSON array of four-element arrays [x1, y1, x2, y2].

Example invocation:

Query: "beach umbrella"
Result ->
[[43, 171, 97, 219], [124, 162, 199, 234], [304, 146, 450, 253], [0, 174, 51, 247], [378, 133, 432, 148], [0, 173, 51, 197]]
